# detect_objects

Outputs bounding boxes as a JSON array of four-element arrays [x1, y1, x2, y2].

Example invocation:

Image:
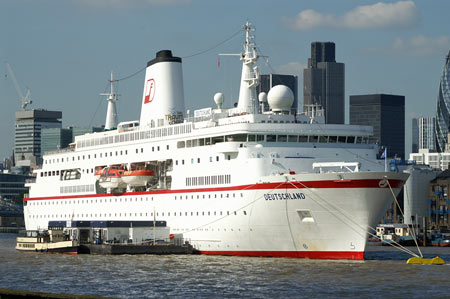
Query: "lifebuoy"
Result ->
[[169, 234, 175, 240]]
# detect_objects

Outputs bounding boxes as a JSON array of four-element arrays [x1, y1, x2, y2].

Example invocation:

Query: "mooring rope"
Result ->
[[288, 179, 420, 258]]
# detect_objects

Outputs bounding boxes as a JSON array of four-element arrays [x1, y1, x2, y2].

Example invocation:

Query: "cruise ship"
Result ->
[[24, 23, 408, 259]]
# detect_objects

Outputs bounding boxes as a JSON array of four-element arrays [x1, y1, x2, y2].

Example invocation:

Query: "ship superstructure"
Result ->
[[24, 22, 408, 259]]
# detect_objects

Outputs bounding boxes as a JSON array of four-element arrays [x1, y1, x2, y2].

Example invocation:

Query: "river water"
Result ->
[[1, 233, 449, 298]]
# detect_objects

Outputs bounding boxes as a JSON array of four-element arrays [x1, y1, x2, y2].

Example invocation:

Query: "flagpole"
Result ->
[[384, 148, 387, 172]]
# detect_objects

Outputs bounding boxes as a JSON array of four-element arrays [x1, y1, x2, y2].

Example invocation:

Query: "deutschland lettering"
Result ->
[[264, 193, 306, 200]]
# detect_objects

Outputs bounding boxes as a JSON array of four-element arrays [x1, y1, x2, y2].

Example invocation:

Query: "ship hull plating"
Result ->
[[24, 172, 407, 260]]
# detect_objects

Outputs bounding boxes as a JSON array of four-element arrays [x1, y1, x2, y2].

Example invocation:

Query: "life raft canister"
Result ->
[[169, 234, 175, 240]]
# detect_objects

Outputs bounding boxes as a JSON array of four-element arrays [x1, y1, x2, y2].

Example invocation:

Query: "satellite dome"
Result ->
[[267, 85, 294, 112], [214, 92, 224, 108], [258, 92, 267, 103]]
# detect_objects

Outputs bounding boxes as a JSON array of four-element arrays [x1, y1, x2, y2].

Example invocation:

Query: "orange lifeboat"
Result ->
[[97, 166, 126, 189], [121, 169, 155, 187]]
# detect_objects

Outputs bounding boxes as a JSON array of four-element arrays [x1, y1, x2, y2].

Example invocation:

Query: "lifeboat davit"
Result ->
[[121, 170, 155, 187], [96, 166, 126, 189]]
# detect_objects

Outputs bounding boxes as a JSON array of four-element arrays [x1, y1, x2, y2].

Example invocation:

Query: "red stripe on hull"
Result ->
[[198, 250, 364, 260], [24, 179, 405, 202]]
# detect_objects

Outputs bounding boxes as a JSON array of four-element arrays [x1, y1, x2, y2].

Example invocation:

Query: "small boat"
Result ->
[[121, 169, 155, 187], [16, 227, 79, 254], [438, 234, 450, 247], [96, 166, 126, 189]]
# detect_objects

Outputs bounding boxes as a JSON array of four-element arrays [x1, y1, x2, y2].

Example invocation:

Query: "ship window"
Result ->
[[267, 135, 276, 142], [278, 135, 287, 142], [182, 160, 184, 165], [226, 134, 247, 142], [243, 211, 247, 215], [288, 135, 297, 142], [212, 136, 224, 144], [120, 151, 123, 155], [191, 159, 194, 164], [167, 145, 169, 150], [78, 156, 80, 160], [205, 138, 211, 145], [338, 136, 346, 143], [347, 136, 355, 144], [176, 160, 178, 165], [310, 136, 318, 143], [299, 135, 308, 142], [227, 155, 231, 160], [177, 141, 185, 148], [110, 152, 112, 156], [186, 140, 192, 148], [248, 135, 256, 142], [257, 135, 264, 142], [216, 156, 219, 161], [142, 148, 144, 153], [197, 158, 200, 163], [329, 136, 337, 143], [356, 137, 363, 144], [319, 136, 328, 143]]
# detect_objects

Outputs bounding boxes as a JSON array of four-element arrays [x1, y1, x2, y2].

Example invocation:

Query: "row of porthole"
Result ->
[[28, 192, 245, 206], [44, 143, 172, 166], [29, 210, 247, 219]]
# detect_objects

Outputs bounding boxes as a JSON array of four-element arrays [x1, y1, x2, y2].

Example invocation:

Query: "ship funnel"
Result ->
[[139, 50, 185, 127]]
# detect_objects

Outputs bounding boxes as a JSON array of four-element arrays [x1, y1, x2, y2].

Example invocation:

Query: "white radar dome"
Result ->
[[214, 92, 224, 108], [258, 92, 267, 103], [267, 85, 294, 112]]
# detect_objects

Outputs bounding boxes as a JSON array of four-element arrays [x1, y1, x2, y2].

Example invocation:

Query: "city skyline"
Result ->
[[1, 0, 449, 160]]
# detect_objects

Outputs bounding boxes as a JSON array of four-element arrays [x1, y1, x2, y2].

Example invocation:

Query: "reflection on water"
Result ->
[[0, 233, 449, 298]]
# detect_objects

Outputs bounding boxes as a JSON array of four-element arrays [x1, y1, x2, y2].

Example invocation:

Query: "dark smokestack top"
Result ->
[[147, 50, 182, 67]]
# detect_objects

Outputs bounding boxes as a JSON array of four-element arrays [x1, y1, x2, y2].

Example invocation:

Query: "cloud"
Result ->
[[273, 62, 306, 77], [282, 1, 420, 31], [76, 0, 191, 9], [392, 35, 450, 56], [364, 35, 450, 56]]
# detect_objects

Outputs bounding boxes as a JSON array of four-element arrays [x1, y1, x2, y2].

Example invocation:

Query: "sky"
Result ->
[[0, 0, 449, 160]]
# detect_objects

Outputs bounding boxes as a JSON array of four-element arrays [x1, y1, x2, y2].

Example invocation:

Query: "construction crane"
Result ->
[[4, 61, 33, 110]]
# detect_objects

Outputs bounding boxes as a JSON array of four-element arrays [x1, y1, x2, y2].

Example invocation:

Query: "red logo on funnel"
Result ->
[[144, 79, 155, 104]]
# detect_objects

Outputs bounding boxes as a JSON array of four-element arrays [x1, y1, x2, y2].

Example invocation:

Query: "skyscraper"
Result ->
[[14, 109, 62, 167], [412, 118, 419, 153], [303, 42, 345, 124], [258, 74, 298, 113], [418, 117, 436, 152], [41, 128, 73, 155], [435, 50, 450, 152], [350, 94, 405, 159]]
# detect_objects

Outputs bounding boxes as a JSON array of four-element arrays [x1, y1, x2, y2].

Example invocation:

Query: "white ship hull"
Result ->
[[24, 171, 407, 259]]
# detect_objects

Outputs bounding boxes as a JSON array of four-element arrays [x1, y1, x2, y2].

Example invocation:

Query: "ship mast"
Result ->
[[101, 72, 120, 130], [220, 21, 260, 114]]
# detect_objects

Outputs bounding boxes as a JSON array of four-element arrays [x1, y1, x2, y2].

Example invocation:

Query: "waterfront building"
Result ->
[[428, 170, 450, 231], [0, 172, 30, 201], [403, 165, 438, 226], [419, 117, 436, 152], [303, 42, 345, 124], [409, 147, 450, 171], [258, 74, 298, 113], [14, 109, 62, 167], [435, 50, 450, 152], [41, 128, 73, 155], [349, 94, 405, 159], [412, 118, 419, 153], [71, 126, 103, 142]]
